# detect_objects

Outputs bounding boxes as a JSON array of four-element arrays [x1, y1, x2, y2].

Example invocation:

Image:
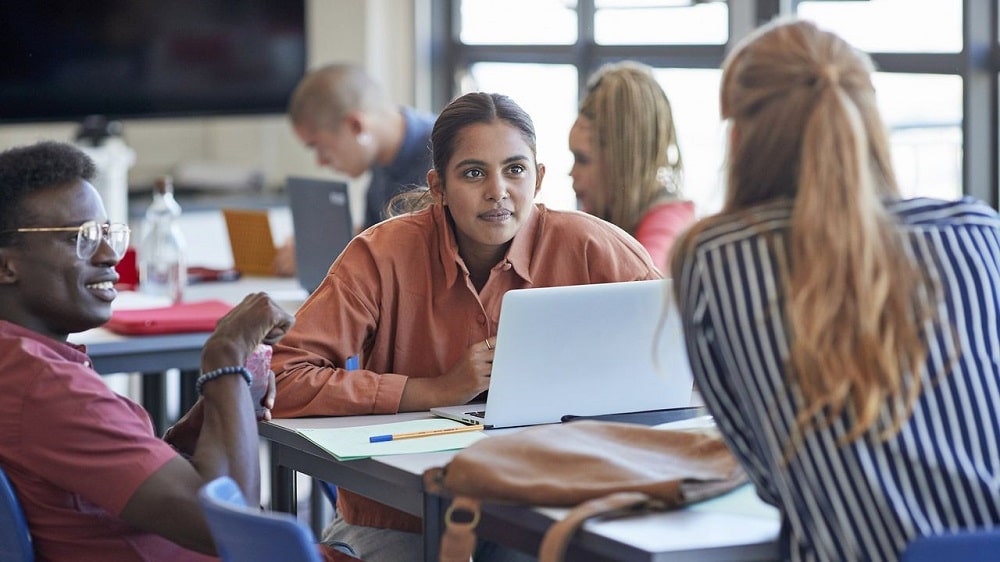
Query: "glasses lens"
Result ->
[[76, 221, 101, 259], [75, 222, 130, 259], [107, 224, 130, 258]]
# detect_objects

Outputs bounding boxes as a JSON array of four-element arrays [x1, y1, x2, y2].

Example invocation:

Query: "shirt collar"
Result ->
[[0, 319, 90, 360], [433, 203, 540, 288], [502, 204, 540, 284]]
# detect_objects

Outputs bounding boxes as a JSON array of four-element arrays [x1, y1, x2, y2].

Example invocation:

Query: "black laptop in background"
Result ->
[[286, 176, 354, 293]]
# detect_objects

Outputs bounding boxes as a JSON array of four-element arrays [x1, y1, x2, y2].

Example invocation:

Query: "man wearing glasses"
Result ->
[[0, 142, 361, 561]]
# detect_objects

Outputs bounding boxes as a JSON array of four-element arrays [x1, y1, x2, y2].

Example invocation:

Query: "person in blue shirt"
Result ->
[[670, 19, 1000, 561], [274, 63, 435, 276]]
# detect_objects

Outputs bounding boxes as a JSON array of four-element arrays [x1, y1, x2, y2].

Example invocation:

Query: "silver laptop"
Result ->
[[430, 279, 694, 428], [286, 176, 354, 293]]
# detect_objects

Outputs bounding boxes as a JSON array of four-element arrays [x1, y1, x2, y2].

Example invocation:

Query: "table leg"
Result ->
[[310, 481, 331, 536], [269, 441, 297, 515], [423, 493, 445, 562], [141, 371, 168, 436], [179, 368, 199, 416]]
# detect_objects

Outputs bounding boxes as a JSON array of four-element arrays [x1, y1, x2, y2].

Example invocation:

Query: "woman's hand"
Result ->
[[399, 337, 495, 411]]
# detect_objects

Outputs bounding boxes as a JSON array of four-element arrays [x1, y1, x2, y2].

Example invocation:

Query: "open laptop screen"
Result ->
[[286, 176, 353, 293], [431, 280, 694, 428]]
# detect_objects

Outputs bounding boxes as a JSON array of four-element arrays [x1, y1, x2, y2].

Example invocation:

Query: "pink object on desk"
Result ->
[[245, 344, 273, 416], [103, 299, 233, 335]]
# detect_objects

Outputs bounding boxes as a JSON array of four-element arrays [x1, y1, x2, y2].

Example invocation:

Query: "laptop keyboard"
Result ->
[[466, 410, 486, 419]]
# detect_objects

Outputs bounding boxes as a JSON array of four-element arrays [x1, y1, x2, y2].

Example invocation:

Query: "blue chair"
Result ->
[[198, 476, 322, 562], [317, 479, 339, 507], [901, 528, 1000, 562], [0, 465, 34, 562]]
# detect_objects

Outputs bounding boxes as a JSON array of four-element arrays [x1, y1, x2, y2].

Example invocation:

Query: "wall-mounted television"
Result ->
[[0, 0, 306, 124]]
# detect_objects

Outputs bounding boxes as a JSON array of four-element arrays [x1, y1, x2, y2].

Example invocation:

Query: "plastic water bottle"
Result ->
[[139, 175, 187, 304]]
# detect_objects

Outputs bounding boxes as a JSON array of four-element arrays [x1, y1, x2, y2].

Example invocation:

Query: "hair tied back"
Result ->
[[821, 64, 840, 88]]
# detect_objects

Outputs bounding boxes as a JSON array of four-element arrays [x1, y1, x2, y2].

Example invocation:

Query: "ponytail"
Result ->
[[682, 20, 943, 449], [789, 65, 931, 444]]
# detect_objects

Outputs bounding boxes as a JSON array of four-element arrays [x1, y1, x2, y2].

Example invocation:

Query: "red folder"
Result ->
[[104, 299, 233, 335]]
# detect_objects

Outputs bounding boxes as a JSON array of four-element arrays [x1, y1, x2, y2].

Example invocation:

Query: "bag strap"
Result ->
[[439, 495, 481, 562], [426, 468, 673, 562], [538, 491, 656, 562], [436, 492, 658, 562], [426, 468, 481, 562]]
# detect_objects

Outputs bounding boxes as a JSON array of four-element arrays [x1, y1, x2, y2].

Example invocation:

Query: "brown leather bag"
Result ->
[[422, 420, 747, 562]]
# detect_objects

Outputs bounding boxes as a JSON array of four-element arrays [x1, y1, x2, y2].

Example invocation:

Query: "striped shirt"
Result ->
[[673, 197, 1000, 561]]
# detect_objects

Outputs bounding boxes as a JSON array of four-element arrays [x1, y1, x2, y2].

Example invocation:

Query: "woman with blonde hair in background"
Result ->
[[569, 60, 694, 267], [671, 19, 1000, 561]]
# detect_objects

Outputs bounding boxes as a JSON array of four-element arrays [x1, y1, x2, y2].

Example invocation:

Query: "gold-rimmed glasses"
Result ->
[[7, 221, 130, 260]]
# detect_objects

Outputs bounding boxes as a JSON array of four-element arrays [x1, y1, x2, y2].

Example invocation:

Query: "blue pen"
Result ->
[[327, 355, 358, 502], [368, 425, 484, 443], [345, 355, 359, 370]]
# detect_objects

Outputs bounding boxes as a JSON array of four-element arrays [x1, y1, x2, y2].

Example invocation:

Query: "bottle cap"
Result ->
[[153, 175, 174, 195]]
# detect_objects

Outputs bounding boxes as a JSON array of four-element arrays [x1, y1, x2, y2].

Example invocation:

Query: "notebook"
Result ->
[[286, 176, 354, 293], [104, 299, 233, 335], [430, 279, 695, 428]]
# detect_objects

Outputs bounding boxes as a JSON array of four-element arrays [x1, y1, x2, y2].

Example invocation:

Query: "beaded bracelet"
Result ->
[[195, 366, 252, 396]]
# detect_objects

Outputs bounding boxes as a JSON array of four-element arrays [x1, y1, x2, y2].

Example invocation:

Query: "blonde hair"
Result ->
[[578, 61, 683, 234], [674, 20, 942, 445], [288, 63, 391, 132]]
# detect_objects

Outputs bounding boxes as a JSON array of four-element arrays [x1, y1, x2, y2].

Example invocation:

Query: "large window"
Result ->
[[431, 0, 998, 213], [798, 0, 966, 202]]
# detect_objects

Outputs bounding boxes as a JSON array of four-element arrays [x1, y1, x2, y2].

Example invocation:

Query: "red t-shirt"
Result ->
[[0, 320, 216, 561]]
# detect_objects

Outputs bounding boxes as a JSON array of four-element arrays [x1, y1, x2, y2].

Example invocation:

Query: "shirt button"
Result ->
[[83, 360, 91, 368], [478, 315, 487, 324], [501, 261, 513, 271]]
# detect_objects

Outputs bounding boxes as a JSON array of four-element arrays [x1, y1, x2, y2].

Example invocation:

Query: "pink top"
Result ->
[[634, 200, 696, 269]]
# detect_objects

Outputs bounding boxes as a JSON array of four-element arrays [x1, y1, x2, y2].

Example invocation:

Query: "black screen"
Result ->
[[0, 0, 306, 123]]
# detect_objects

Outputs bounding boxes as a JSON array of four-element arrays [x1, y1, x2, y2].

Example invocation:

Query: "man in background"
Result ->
[[274, 63, 436, 276]]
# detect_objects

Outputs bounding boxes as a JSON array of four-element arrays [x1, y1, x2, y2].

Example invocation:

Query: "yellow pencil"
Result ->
[[368, 424, 485, 443]]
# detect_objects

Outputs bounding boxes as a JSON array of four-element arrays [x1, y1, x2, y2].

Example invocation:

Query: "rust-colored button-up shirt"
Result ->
[[272, 202, 661, 531]]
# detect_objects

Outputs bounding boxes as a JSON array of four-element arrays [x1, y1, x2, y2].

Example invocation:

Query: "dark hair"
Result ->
[[389, 92, 537, 215], [0, 141, 96, 245], [430, 92, 536, 174]]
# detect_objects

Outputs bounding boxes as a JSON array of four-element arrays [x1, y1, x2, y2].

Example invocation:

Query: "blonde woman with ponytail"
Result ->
[[671, 19, 1000, 561], [569, 61, 694, 268]]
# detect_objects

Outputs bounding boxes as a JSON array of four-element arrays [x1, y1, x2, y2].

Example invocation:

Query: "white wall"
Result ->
[[0, 0, 420, 195]]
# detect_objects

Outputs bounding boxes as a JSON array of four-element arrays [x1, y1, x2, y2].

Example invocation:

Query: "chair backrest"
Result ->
[[198, 476, 321, 562], [0, 466, 34, 562], [901, 529, 1000, 562]]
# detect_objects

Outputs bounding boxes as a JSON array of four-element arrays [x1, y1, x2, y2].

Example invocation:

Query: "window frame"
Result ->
[[429, 0, 1000, 207]]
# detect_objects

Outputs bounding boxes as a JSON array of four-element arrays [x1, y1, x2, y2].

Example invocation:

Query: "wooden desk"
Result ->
[[70, 277, 307, 434], [260, 415, 781, 562]]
